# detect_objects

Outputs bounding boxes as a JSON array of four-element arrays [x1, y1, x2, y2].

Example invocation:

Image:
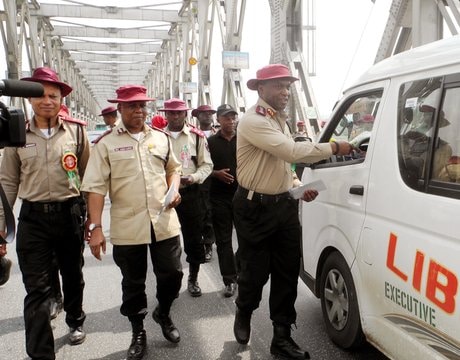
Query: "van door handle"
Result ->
[[349, 185, 364, 196]]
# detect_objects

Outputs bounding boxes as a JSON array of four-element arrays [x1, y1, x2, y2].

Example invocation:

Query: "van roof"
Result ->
[[348, 36, 460, 92]]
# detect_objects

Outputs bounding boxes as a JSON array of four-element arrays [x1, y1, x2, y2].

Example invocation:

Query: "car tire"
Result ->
[[319, 251, 365, 349]]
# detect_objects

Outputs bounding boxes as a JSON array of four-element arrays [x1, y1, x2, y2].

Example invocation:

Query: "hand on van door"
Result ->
[[300, 189, 319, 202], [331, 141, 354, 156]]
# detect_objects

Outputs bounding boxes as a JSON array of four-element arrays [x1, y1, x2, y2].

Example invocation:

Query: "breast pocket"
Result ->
[[109, 150, 139, 178], [18, 146, 39, 174], [147, 145, 168, 174]]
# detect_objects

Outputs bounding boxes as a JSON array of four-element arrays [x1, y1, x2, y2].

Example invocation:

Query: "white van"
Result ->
[[300, 36, 460, 360]]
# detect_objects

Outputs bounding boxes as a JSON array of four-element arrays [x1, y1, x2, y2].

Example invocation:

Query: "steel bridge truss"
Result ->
[[1, 0, 459, 133]]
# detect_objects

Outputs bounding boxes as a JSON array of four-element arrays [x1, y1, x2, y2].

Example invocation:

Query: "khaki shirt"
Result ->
[[237, 99, 333, 195], [81, 123, 182, 245], [166, 123, 213, 186], [0, 116, 90, 230]]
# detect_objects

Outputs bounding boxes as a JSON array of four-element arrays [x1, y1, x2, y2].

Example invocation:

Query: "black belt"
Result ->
[[22, 199, 75, 213], [236, 186, 292, 204]]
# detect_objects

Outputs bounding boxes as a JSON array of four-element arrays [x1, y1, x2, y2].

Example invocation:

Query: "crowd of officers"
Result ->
[[0, 64, 353, 360]]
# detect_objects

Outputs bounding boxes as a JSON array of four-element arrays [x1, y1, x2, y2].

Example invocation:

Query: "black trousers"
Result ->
[[17, 199, 85, 360], [210, 194, 237, 285], [112, 231, 183, 324], [177, 185, 206, 264], [199, 179, 215, 245], [233, 191, 301, 326]]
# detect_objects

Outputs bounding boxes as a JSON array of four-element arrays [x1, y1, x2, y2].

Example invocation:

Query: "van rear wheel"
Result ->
[[319, 252, 365, 349]]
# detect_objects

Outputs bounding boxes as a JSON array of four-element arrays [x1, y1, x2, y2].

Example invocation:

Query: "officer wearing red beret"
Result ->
[[191, 104, 218, 262], [98, 106, 119, 128], [233, 64, 353, 359], [82, 85, 183, 360], [0, 67, 89, 359], [160, 99, 213, 298]]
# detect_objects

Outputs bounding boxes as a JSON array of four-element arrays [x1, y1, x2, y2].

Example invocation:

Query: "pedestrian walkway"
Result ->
[[0, 240, 264, 360], [0, 204, 385, 359]]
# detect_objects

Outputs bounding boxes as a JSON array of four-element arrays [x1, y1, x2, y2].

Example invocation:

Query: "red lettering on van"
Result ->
[[386, 233, 408, 281], [413, 251, 424, 292], [426, 260, 458, 314], [386, 233, 458, 314]]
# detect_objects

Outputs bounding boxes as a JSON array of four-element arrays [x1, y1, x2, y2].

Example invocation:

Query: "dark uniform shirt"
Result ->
[[207, 130, 237, 197]]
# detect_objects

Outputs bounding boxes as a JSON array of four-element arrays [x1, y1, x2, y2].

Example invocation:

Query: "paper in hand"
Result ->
[[289, 180, 327, 200], [159, 186, 176, 214]]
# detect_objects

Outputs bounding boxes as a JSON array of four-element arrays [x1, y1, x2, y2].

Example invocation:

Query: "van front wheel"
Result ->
[[319, 252, 365, 349]]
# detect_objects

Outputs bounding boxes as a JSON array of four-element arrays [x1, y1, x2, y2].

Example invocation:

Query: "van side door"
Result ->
[[300, 82, 387, 288]]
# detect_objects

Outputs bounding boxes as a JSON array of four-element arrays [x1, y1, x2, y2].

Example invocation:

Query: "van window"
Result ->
[[326, 91, 382, 163], [431, 87, 460, 184], [398, 75, 460, 198]]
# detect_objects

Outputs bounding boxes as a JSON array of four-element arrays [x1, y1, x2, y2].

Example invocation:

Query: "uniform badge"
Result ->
[[267, 108, 276, 117], [256, 105, 267, 116], [180, 144, 191, 169], [62, 151, 80, 190]]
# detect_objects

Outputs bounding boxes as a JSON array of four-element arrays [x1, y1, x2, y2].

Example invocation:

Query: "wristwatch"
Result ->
[[88, 223, 102, 232]]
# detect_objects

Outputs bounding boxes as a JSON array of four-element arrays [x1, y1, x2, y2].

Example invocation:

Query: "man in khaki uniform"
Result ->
[[81, 85, 183, 360], [98, 105, 119, 128], [293, 121, 308, 140], [0, 67, 89, 359], [191, 104, 218, 262], [160, 98, 213, 297], [232, 64, 353, 360]]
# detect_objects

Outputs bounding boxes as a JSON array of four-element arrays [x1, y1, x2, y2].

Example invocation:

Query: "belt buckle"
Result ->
[[44, 203, 58, 213]]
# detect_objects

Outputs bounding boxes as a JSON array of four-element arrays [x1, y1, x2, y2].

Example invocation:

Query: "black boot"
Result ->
[[188, 263, 202, 297], [127, 330, 146, 360], [233, 308, 251, 345], [270, 323, 310, 359], [152, 306, 180, 343], [0, 257, 12, 286]]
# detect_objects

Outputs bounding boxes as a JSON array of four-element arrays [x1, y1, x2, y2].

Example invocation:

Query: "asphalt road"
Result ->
[[0, 200, 388, 360]]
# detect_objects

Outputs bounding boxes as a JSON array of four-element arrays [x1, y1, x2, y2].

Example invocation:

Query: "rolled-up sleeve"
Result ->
[[239, 115, 332, 164]]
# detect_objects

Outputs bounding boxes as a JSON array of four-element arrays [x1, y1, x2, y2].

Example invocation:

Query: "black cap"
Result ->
[[217, 104, 238, 117]]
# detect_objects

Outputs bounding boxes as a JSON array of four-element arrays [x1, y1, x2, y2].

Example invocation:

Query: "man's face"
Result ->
[[197, 111, 214, 128], [102, 113, 117, 127], [118, 101, 147, 133], [29, 82, 62, 119], [217, 113, 237, 134], [258, 79, 292, 111], [165, 110, 187, 131]]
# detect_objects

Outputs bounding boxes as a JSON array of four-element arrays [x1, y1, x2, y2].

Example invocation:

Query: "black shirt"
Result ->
[[207, 131, 237, 196]]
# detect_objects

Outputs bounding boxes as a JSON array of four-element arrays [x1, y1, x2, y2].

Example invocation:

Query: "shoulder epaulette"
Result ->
[[92, 129, 112, 144], [189, 125, 206, 138], [151, 125, 170, 136], [256, 105, 267, 116], [256, 105, 276, 118], [60, 115, 87, 127]]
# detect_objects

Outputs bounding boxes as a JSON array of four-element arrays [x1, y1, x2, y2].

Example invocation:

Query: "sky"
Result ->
[[0, 0, 392, 119], [237, 0, 392, 118]]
